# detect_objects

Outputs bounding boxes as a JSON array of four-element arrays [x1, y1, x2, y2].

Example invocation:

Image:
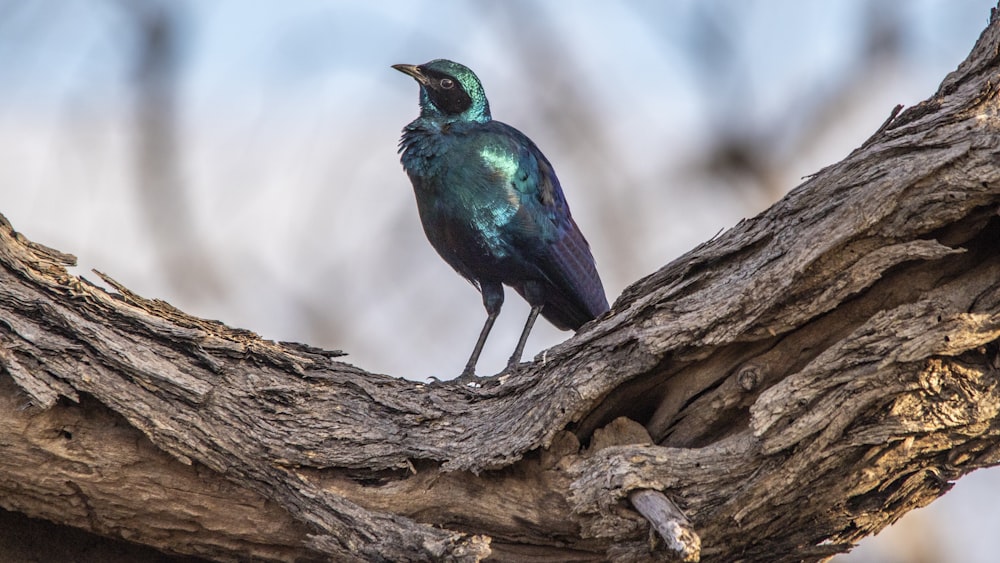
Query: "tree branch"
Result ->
[[2, 5, 1000, 562]]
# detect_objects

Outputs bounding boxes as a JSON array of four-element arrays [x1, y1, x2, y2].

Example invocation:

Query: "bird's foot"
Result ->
[[504, 359, 524, 375], [453, 367, 482, 386]]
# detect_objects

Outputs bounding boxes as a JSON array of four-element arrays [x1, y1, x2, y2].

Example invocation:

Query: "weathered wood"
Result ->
[[629, 490, 700, 562], [0, 376, 317, 562], [0, 5, 999, 562]]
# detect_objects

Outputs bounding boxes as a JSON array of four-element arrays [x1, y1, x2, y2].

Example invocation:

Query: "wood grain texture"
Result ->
[[1, 6, 1000, 562], [629, 490, 700, 562]]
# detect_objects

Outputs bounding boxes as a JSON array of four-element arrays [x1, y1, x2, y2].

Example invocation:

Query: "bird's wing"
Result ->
[[484, 122, 610, 329]]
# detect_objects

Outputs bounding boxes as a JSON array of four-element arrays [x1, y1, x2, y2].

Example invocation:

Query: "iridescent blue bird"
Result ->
[[393, 59, 609, 379]]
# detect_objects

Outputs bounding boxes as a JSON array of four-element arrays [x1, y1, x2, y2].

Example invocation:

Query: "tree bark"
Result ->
[[2, 6, 1000, 562]]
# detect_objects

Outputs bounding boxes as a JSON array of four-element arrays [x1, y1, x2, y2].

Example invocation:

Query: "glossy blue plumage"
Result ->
[[394, 59, 608, 377]]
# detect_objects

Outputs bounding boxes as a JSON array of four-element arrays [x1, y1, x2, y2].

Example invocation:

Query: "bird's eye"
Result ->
[[439, 78, 455, 89]]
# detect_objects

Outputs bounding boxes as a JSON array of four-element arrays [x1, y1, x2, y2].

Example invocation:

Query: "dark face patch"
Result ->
[[419, 67, 473, 115]]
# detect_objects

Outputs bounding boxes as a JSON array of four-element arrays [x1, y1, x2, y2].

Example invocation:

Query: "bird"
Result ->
[[393, 59, 609, 380]]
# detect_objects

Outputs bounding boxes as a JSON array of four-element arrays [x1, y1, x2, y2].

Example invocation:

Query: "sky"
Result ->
[[0, 1, 998, 560]]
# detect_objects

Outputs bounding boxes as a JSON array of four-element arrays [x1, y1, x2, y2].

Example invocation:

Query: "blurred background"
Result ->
[[1, 0, 997, 560]]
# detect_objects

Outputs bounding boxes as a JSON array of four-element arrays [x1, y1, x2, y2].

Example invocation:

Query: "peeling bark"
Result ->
[[1, 5, 1000, 563]]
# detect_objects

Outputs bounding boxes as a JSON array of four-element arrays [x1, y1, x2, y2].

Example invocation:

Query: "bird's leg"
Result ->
[[460, 311, 498, 380], [458, 282, 504, 380], [506, 304, 542, 372], [506, 280, 546, 372]]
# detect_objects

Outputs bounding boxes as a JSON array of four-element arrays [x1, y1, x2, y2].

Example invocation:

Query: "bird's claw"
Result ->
[[453, 368, 482, 386]]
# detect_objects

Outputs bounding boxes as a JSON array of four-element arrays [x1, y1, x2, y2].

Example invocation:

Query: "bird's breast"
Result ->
[[400, 123, 527, 269]]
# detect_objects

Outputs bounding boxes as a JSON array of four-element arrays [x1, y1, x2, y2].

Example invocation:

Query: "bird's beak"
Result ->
[[392, 63, 429, 85]]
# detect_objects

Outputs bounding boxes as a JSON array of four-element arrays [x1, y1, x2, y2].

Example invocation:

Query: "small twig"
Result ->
[[629, 489, 701, 562], [861, 103, 904, 148]]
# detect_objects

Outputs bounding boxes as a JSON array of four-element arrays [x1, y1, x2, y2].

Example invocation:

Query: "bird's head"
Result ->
[[393, 59, 492, 124]]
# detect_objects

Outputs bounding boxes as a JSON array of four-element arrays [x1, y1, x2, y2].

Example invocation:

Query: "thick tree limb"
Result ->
[[1, 6, 1000, 562]]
